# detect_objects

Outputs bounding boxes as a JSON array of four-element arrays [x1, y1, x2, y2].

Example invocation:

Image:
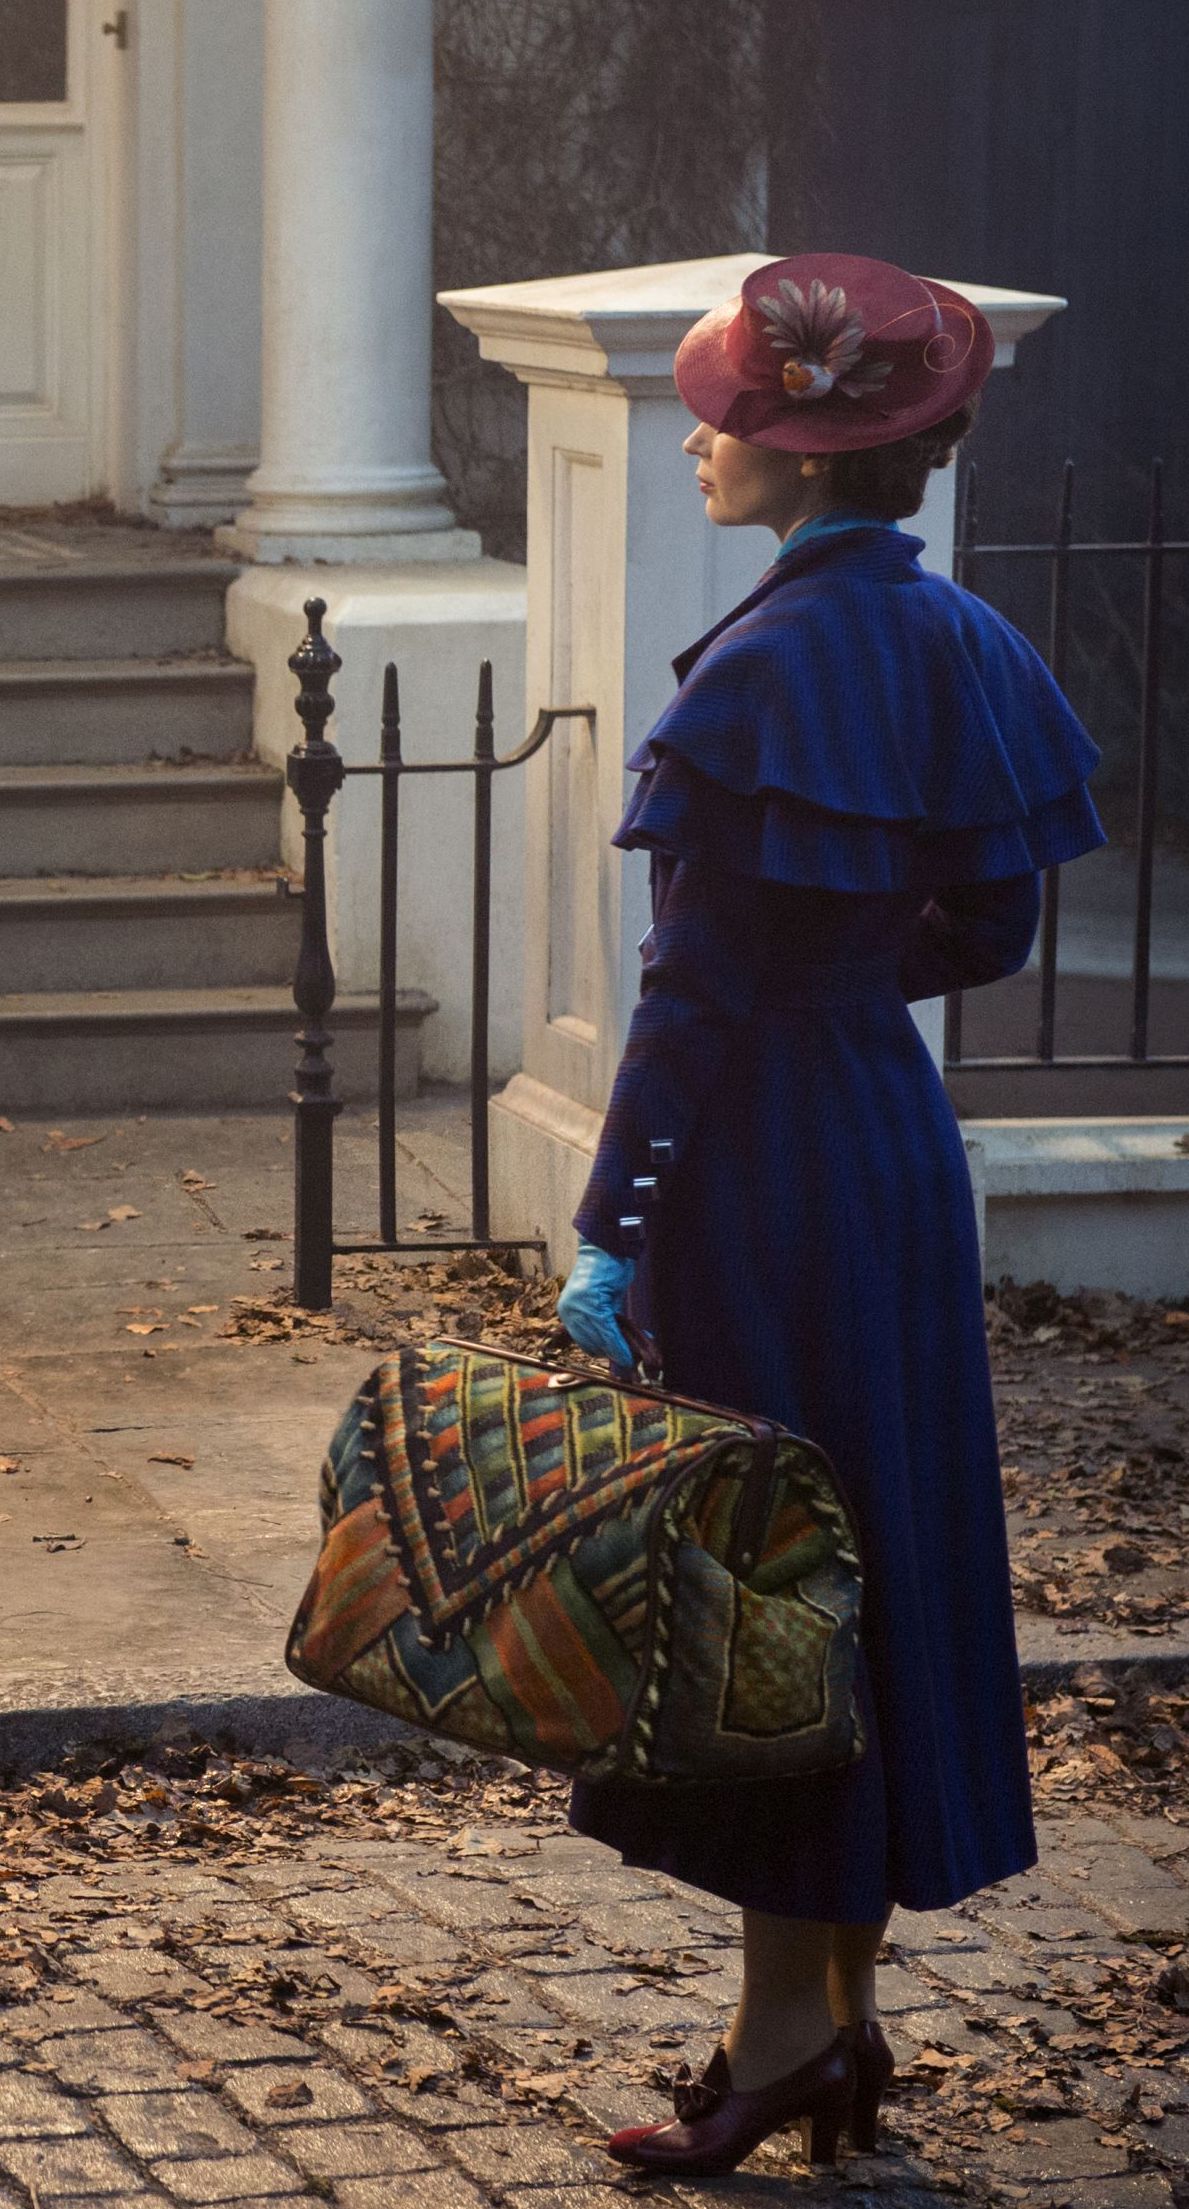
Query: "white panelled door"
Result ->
[[0, 0, 106, 501]]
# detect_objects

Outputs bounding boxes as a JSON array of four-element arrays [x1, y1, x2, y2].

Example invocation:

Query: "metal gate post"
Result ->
[[286, 599, 346, 1311]]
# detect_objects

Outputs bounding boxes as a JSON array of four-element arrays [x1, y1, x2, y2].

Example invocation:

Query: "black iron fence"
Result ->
[[946, 458, 1189, 1080], [286, 596, 592, 1310]]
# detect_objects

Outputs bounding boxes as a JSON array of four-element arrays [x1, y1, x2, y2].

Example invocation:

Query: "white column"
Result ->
[[442, 256, 1067, 1268], [220, 0, 476, 564]]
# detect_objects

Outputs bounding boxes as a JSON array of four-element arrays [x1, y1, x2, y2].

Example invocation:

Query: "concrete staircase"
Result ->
[[0, 524, 433, 1111]]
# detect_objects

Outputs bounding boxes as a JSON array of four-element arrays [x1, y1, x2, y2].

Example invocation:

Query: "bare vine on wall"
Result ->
[[432, 0, 771, 561]]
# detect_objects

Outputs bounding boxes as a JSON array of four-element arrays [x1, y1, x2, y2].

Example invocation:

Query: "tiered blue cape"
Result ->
[[612, 526, 1107, 893]]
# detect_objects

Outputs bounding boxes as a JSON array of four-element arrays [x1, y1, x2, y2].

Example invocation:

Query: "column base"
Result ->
[[149, 445, 258, 528], [215, 517, 482, 565], [490, 1071, 603, 1275]]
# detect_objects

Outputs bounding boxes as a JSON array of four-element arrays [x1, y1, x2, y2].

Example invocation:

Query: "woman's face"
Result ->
[[681, 420, 828, 538]]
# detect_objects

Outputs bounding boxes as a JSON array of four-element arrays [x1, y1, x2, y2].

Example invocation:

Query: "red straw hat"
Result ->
[[674, 252, 994, 452]]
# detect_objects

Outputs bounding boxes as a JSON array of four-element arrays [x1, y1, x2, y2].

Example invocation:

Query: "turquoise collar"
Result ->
[[775, 508, 901, 561]]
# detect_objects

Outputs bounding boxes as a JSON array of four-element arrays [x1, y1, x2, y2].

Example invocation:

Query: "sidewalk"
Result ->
[[0, 1100, 1186, 2206], [0, 1099, 477, 1718], [1, 1710, 1186, 2208], [1, 1101, 1185, 1724]]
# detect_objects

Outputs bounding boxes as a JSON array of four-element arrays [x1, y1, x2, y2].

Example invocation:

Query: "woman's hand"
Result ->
[[558, 1237, 637, 1370]]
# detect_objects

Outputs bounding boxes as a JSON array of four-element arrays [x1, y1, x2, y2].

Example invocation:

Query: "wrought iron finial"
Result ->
[[381, 661, 402, 762], [475, 658, 495, 762], [288, 597, 342, 751]]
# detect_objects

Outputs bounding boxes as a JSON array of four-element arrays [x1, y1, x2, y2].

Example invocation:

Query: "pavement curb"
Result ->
[[0, 1691, 430, 1777], [3, 1648, 1188, 1778]]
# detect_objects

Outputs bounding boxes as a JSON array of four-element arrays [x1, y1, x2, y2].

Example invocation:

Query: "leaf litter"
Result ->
[[986, 1278, 1188, 1639], [218, 1245, 583, 1366], [0, 1668, 1185, 2197], [1, 1270, 1185, 2201]]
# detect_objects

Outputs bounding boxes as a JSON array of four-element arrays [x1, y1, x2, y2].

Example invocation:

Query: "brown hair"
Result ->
[[822, 395, 981, 521]]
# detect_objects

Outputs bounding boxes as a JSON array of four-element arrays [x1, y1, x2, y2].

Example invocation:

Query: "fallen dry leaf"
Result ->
[[107, 1205, 141, 1224], [264, 2079, 314, 2109], [1155, 1961, 1189, 2013], [125, 1322, 165, 1337], [1, 1457, 23, 1475], [147, 1453, 195, 1470], [180, 1169, 216, 1190], [0, 1116, 14, 1133]]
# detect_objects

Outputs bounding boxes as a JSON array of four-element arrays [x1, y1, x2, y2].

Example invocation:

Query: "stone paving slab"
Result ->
[[2, 1103, 1187, 2207], [0, 1786, 1185, 2209], [0, 1101, 471, 1718], [4, 1101, 1187, 1738]]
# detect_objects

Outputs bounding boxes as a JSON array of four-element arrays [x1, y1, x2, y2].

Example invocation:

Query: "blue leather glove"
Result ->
[[557, 1236, 637, 1370]]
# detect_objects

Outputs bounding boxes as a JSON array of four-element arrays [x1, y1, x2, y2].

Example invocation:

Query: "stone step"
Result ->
[[0, 986, 437, 1112], [0, 873, 303, 992], [966, 1117, 1189, 1301], [0, 656, 254, 766], [0, 762, 282, 875], [0, 558, 239, 660]]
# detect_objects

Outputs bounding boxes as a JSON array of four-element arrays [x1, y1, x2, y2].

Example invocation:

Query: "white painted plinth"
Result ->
[[226, 562, 527, 1082], [975, 1118, 1189, 1299], [442, 254, 1066, 1270]]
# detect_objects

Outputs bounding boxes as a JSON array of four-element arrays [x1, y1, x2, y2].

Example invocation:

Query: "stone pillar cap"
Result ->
[[439, 253, 1066, 389]]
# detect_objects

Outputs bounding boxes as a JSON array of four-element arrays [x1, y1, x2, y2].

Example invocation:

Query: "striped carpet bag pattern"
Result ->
[[285, 1338, 865, 1784]]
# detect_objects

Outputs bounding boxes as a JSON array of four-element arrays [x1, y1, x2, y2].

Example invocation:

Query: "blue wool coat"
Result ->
[[568, 522, 1107, 1920]]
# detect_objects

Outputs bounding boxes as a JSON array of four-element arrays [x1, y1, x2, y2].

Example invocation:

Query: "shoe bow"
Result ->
[[671, 2060, 725, 2123]]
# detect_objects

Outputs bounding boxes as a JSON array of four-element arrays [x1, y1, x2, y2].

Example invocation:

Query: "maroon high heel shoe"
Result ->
[[846, 2020, 895, 2151], [605, 2035, 857, 2176]]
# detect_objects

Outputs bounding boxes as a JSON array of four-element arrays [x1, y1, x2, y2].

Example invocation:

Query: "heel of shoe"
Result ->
[[797, 2076, 853, 2167], [848, 2023, 895, 2152], [849, 2084, 882, 2154]]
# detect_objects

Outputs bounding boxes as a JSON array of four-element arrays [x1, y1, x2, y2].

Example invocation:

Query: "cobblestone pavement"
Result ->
[[1, 1732, 1187, 2209], [3, 1109, 1187, 2205]]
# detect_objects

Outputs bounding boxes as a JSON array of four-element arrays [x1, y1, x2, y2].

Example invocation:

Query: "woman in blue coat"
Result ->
[[557, 253, 1107, 2177]]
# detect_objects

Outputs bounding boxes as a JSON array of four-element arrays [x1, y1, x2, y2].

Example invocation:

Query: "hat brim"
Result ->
[[674, 280, 994, 452]]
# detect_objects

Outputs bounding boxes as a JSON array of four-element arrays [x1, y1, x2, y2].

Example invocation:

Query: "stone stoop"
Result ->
[[0, 525, 434, 1111], [964, 1118, 1189, 1301]]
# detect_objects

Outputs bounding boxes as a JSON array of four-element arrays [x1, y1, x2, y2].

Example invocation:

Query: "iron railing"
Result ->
[[286, 596, 593, 1309], [947, 458, 1189, 1077]]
